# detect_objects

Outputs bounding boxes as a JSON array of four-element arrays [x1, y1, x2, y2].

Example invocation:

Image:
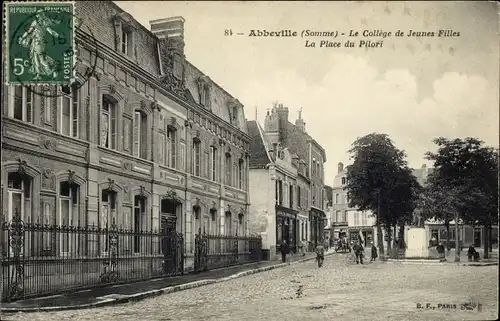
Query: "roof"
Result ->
[[247, 120, 271, 168]]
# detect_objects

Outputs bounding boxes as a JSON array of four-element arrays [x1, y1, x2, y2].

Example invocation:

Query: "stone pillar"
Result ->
[[219, 200, 225, 235], [86, 165, 100, 256], [185, 191, 193, 254], [267, 168, 277, 259], [151, 193, 160, 232]]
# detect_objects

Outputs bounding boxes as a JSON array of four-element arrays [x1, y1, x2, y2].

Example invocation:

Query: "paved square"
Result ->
[[4, 255, 498, 320]]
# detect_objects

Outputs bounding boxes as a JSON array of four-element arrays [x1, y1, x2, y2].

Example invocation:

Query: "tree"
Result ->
[[424, 137, 498, 261], [346, 133, 421, 258]]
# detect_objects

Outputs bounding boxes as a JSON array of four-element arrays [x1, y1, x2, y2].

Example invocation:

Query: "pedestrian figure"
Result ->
[[436, 242, 446, 261], [280, 239, 289, 263], [370, 243, 378, 262], [353, 241, 364, 264], [316, 239, 325, 268], [300, 238, 307, 256], [467, 244, 480, 262]]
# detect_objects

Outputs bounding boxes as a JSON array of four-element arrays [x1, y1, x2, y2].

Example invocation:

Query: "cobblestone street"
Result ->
[[4, 255, 498, 321]]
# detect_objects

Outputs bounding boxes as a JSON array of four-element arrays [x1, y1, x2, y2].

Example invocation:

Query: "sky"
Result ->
[[115, 1, 499, 186]]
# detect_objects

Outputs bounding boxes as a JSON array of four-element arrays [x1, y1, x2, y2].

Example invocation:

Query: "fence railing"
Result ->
[[194, 228, 263, 272], [1, 212, 184, 302]]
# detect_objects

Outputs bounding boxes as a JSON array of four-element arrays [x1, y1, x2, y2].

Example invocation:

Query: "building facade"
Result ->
[[247, 103, 327, 256], [331, 162, 389, 248], [1, 1, 251, 270], [247, 120, 304, 259]]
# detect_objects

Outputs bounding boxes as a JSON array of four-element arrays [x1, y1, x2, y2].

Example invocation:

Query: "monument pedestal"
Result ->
[[406, 228, 429, 258]]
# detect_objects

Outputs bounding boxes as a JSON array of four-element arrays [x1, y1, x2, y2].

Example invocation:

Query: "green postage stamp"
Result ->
[[5, 1, 76, 86]]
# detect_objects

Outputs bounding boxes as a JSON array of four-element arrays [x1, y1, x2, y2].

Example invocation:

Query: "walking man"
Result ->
[[353, 241, 364, 264], [280, 239, 289, 263]]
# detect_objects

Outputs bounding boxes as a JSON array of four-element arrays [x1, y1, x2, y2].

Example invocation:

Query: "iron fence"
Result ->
[[194, 228, 263, 272], [1, 211, 184, 302]]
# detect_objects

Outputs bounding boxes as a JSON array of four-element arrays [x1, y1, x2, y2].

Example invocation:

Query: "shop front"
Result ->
[[310, 208, 327, 248], [276, 205, 299, 253], [348, 228, 374, 247]]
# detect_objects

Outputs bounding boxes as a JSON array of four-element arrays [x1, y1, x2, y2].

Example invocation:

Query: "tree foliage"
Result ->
[[422, 137, 498, 258], [345, 133, 421, 232], [423, 138, 498, 226]]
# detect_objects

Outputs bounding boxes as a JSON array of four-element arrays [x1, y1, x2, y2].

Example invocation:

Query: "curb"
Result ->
[[1, 252, 333, 313]]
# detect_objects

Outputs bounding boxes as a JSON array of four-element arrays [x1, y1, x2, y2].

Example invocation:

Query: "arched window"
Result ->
[[335, 193, 339, 204], [238, 159, 244, 189], [7, 172, 32, 222], [59, 181, 79, 255], [238, 213, 244, 236], [210, 145, 217, 182], [192, 138, 201, 176], [134, 110, 147, 158], [60, 85, 79, 138], [102, 96, 118, 149], [193, 205, 201, 235], [225, 211, 232, 236], [341, 177, 346, 185], [134, 195, 146, 253], [101, 189, 117, 254], [166, 126, 177, 168], [225, 152, 232, 186]]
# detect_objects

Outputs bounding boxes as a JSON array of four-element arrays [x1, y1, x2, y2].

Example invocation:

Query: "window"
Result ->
[[101, 189, 116, 253], [342, 177, 346, 185], [121, 29, 129, 55], [7, 172, 31, 222], [166, 128, 177, 168], [210, 146, 217, 181], [354, 212, 360, 225], [12, 86, 34, 123], [134, 195, 146, 253], [193, 139, 201, 176], [225, 153, 232, 185], [44, 94, 52, 123], [60, 86, 79, 137], [59, 181, 79, 255], [278, 180, 283, 205], [225, 212, 232, 236], [200, 85, 210, 106], [336, 211, 342, 223], [297, 186, 301, 208], [289, 184, 293, 208], [361, 212, 367, 225], [134, 111, 147, 158], [335, 193, 339, 204], [102, 97, 117, 149], [312, 160, 316, 175], [238, 159, 244, 189], [204, 152, 210, 178]]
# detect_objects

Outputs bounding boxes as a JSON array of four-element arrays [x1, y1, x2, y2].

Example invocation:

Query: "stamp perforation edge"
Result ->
[[4, 1, 77, 87]]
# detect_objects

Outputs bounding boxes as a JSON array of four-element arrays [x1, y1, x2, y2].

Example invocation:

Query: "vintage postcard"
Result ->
[[1, 1, 498, 321]]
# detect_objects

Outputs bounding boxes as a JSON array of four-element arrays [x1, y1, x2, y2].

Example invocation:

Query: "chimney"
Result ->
[[276, 103, 289, 142], [150, 17, 186, 77], [295, 108, 306, 132], [338, 162, 344, 173]]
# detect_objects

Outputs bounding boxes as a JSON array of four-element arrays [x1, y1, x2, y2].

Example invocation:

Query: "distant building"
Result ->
[[247, 104, 327, 257]]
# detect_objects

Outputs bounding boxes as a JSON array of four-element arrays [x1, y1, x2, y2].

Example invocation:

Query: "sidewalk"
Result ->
[[385, 248, 498, 266], [1, 250, 334, 313]]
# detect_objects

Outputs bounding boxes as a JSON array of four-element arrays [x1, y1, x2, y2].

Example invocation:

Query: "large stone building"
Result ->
[[247, 104, 327, 257], [1, 1, 251, 270]]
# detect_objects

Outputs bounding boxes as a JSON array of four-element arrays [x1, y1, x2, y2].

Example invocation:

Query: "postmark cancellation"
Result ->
[[5, 1, 76, 86]]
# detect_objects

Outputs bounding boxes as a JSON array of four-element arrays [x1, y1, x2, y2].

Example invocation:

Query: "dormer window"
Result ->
[[114, 13, 136, 59], [200, 84, 210, 106], [198, 76, 211, 108], [121, 29, 129, 55]]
